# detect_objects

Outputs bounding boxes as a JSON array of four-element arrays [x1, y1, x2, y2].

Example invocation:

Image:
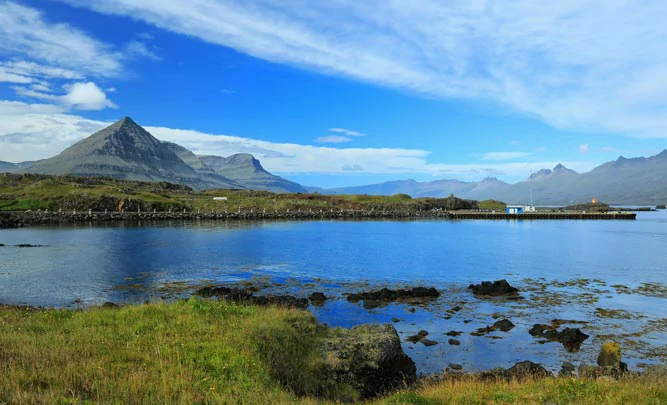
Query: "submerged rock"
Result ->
[[445, 330, 463, 337], [471, 319, 515, 336], [468, 279, 520, 297], [309, 292, 327, 305], [529, 323, 589, 352], [448, 339, 461, 346], [322, 324, 416, 398], [421, 339, 438, 347], [346, 286, 440, 306]]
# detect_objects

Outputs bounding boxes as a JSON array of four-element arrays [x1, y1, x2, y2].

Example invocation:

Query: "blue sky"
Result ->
[[1, 1, 666, 187]]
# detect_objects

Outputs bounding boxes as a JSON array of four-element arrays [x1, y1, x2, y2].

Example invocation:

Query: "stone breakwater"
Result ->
[[0, 209, 636, 228], [0, 209, 452, 228]]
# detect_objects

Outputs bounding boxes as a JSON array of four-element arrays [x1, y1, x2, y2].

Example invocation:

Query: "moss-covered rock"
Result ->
[[597, 341, 622, 367], [321, 324, 416, 399]]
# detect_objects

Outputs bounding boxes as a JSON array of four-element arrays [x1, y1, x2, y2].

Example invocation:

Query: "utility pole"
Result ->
[[530, 171, 534, 209]]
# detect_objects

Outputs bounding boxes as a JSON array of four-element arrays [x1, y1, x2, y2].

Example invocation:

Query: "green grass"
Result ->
[[0, 173, 477, 213], [479, 199, 507, 210], [1, 300, 665, 404]]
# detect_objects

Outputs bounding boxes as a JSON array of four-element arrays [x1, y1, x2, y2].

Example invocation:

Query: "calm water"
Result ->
[[1, 212, 666, 373]]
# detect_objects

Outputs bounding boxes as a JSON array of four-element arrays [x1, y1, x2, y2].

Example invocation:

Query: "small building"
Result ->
[[213, 197, 228, 201], [506, 205, 536, 214], [506, 205, 524, 214]]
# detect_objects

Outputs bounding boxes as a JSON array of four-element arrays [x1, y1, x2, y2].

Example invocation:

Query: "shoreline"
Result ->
[[0, 209, 636, 228]]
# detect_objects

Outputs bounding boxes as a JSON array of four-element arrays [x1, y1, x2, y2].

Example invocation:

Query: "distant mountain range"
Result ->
[[2, 117, 666, 203], [0, 117, 305, 193], [327, 153, 667, 205]]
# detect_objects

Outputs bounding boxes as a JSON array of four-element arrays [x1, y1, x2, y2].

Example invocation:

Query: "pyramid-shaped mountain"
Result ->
[[21, 117, 306, 193], [24, 117, 217, 188], [199, 154, 306, 193]]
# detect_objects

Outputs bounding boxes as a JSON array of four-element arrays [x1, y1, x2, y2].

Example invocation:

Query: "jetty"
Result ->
[[449, 211, 636, 220]]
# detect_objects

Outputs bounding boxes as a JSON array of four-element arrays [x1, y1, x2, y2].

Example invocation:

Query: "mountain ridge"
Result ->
[[16, 117, 305, 193]]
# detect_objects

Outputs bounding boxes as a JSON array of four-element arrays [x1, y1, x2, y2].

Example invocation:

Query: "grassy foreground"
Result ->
[[1, 299, 665, 404]]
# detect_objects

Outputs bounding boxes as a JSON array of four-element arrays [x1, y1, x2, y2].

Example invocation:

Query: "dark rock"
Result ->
[[445, 330, 463, 337], [309, 292, 327, 303], [656, 204, 666, 210], [447, 305, 462, 313], [507, 361, 551, 380], [346, 293, 361, 303], [463, 319, 471, 324], [468, 279, 519, 297], [472, 319, 515, 336], [101, 302, 119, 309], [409, 307, 416, 313], [492, 319, 515, 332], [559, 362, 577, 378], [196, 285, 308, 309], [559, 328, 589, 352], [0, 244, 5, 247], [529, 323, 588, 352], [346, 286, 439, 306], [479, 367, 510, 381], [15, 243, 44, 248], [449, 363, 463, 371], [448, 339, 461, 346], [391, 317, 401, 323], [322, 324, 416, 398], [420, 339, 438, 347], [417, 330, 429, 337], [406, 334, 424, 343]]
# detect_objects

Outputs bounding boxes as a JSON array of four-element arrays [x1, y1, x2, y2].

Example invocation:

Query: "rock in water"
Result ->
[[468, 279, 520, 297], [322, 324, 416, 398]]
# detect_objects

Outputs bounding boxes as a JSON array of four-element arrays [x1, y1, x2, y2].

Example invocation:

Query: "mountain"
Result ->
[[326, 153, 667, 205], [20, 117, 304, 193], [23, 117, 222, 189], [161, 141, 242, 189], [199, 154, 306, 193], [0, 161, 19, 173]]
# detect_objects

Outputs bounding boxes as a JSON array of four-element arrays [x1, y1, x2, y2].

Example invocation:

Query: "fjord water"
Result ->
[[2, 212, 666, 373]]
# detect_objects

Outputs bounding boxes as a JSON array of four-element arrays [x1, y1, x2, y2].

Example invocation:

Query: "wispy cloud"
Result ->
[[579, 144, 589, 154], [329, 128, 366, 137], [0, 1, 122, 77], [315, 135, 352, 144], [60, 0, 667, 138], [481, 152, 529, 161], [12, 82, 117, 110]]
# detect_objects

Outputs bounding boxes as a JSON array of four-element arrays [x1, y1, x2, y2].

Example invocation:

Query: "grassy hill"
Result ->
[[0, 173, 479, 214]]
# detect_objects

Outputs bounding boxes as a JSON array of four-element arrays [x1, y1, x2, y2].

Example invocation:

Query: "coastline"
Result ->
[[0, 209, 636, 228]]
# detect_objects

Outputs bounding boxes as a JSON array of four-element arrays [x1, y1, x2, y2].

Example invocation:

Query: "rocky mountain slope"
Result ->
[[199, 154, 306, 193], [16, 117, 304, 193]]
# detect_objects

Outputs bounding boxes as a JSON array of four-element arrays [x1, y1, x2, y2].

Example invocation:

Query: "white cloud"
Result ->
[[481, 152, 529, 161], [329, 128, 366, 137], [61, 0, 667, 138], [579, 144, 589, 154], [11, 81, 117, 111], [0, 110, 596, 178], [60, 82, 117, 110], [124, 40, 160, 61], [0, 68, 32, 83], [315, 135, 352, 144]]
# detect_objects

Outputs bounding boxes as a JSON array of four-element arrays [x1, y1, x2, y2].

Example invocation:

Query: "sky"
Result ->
[[1, 0, 666, 188]]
